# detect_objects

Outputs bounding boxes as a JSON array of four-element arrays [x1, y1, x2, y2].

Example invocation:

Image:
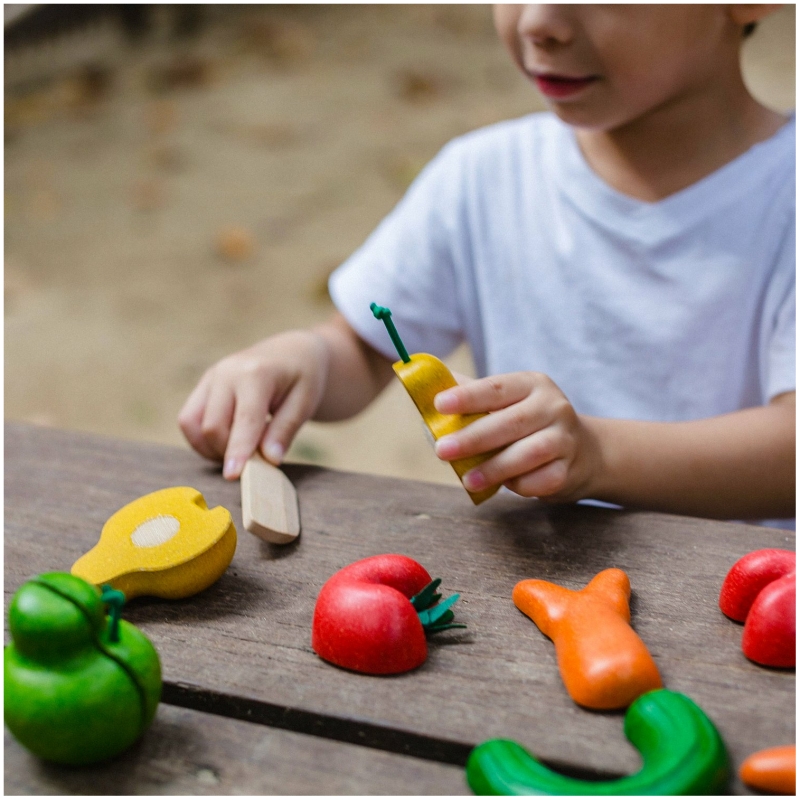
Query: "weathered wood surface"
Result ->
[[4, 702, 468, 795], [5, 422, 795, 794]]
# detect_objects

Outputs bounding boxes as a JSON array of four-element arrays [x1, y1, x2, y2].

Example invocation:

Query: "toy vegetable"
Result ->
[[371, 303, 500, 505], [719, 549, 795, 667], [311, 554, 465, 674], [513, 568, 661, 709], [4, 572, 161, 765], [466, 689, 729, 795], [71, 486, 236, 600], [739, 744, 796, 795]]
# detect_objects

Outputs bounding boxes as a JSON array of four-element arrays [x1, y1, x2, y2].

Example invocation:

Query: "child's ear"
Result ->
[[728, 4, 783, 28]]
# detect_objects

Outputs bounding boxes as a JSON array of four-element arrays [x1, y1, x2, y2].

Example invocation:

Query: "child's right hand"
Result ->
[[178, 330, 330, 480]]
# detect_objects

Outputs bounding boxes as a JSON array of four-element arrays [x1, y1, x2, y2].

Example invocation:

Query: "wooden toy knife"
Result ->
[[241, 453, 300, 544]]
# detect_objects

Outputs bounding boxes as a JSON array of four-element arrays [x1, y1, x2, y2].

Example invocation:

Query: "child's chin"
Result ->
[[546, 103, 625, 133]]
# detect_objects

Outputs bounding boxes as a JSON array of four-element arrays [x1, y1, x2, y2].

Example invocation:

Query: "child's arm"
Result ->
[[433, 372, 795, 520], [178, 313, 394, 479]]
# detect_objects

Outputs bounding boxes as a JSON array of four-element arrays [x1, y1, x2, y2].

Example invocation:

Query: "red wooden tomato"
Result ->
[[311, 554, 462, 675], [719, 549, 796, 668]]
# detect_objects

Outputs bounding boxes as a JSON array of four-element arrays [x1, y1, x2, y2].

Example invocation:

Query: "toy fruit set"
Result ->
[[465, 548, 796, 795], [466, 567, 730, 795], [4, 573, 161, 765], [5, 485, 240, 766], [719, 549, 796, 795], [6, 406, 794, 791], [312, 554, 465, 675]]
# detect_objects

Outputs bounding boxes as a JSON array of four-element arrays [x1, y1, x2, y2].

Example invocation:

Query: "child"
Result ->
[[179, 5, 795, 526]]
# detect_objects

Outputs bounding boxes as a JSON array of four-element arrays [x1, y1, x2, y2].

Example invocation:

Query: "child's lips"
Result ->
[[532, 73, 599, 99]]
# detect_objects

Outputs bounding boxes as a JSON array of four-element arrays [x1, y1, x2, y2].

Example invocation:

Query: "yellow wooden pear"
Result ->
[[371, 304, 500, 505], [71, 487, 236, 600], [393, 354, 500, 504]]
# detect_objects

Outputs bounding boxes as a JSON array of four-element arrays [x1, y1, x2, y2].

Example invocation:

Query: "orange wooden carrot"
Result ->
[[513, 568, 662, 710], [740, 745, 796, 795]]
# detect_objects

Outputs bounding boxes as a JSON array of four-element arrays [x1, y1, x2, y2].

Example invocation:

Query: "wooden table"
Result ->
[[5, 422, 795, 795]]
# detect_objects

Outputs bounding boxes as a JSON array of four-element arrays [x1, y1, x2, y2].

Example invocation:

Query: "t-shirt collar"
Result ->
[[553, 112, 795, 227]]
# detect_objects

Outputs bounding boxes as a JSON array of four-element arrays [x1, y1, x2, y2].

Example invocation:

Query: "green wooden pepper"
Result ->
[[466, 689, 729, 795], [4, 572, 161, 765]]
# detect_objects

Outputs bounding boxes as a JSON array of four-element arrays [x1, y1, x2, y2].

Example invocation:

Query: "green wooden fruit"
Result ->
[[466, 689, 729, 795], [4, 572, 161, 765]]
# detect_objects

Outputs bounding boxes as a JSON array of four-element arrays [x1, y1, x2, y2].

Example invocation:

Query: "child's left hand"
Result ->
[[433, 371, 601, 502]]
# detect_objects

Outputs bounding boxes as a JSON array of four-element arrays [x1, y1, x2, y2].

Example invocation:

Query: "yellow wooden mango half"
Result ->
[[71, 487, 236, 600], [394, 353, 500, 505]]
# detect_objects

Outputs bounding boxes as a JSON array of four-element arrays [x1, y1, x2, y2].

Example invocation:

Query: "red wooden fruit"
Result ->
[[742, 572, 795, 668], [719, 549, 795, 668], [719, 549, 796, 621], [312, 554, 454, 675]]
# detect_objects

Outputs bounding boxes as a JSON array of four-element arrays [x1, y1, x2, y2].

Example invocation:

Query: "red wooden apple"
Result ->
[[719, 549, 795, 668], [311, 554, 464, 675], [741, 572, 795, 668]]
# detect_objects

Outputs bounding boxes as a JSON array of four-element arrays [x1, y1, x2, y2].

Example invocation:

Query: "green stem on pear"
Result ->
[[370, 303, 411, 363]]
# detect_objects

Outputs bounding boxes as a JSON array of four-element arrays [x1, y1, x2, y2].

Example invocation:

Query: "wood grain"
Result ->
[[5, 422, 795, 794], [4, 702, 468, 795]]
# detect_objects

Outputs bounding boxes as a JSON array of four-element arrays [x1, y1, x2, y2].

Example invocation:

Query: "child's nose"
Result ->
[[517, 4, 575, 47]]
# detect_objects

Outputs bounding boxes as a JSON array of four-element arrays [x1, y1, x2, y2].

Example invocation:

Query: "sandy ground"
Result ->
[[4, 4, 796, 488]]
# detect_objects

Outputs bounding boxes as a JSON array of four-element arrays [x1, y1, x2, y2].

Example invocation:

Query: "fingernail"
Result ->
[[223, 457, 242, 480], [463, 469, 486, 491], [435, 435, 459, 460], [264, 442, 284, 465], [434, 390, 457, 413]]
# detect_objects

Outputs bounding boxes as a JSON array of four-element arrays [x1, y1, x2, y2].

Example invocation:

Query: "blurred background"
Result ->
[[4, 4, 796, 487]]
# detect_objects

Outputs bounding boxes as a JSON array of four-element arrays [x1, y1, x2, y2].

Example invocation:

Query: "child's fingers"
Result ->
[[434, 399, 551, 460], [461, 430, 564, 495], [260, 381, 317, 465], [504, 459, 570, 500], [222, 380, 276, 480], [434, 372, 537, 415], [449, 370, 473, 385], [200, 382, 237, 461], [178, 375, 218, 460]]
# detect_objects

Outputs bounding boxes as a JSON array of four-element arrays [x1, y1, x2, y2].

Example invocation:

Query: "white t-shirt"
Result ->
[[330, 112, 796, 523]]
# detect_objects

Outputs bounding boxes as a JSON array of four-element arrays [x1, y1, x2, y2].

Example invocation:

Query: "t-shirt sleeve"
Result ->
[[329, 141, 466, 361], [765, 223, 796, 402]]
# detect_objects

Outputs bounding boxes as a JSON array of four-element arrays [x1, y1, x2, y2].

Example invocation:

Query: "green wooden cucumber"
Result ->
[[467, 689, 729, 795], [4, 572, 161, 765]]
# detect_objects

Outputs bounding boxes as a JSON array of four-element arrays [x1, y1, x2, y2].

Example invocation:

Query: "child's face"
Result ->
[[494, 4, 750, 131]]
